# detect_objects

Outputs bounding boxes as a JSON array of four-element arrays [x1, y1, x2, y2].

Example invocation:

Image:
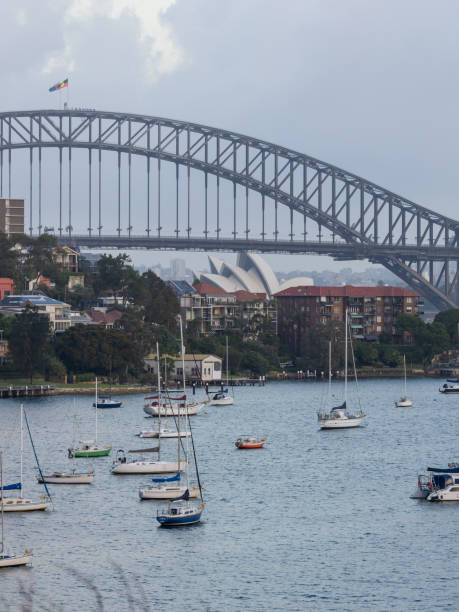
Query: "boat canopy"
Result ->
[[428, 466, 459, 473], [153, 473, 181, 483], [128, 446, 160, 453], [433, 474, 453, 488], [0, 482, 21, 491], [331, 401, 346, 412]]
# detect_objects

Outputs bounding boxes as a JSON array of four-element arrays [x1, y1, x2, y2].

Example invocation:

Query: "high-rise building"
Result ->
[[170, 258, 186, 279], [0, 199, 24, 236]]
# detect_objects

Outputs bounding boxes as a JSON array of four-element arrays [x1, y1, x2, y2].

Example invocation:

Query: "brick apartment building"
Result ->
[[274, 285, 422, 353]]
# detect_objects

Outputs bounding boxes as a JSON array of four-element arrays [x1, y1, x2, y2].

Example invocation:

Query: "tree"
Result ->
[[434, 309, 459, 346], [297, 320, 345, 371], [396, 313, 450, 365], [355, 342, 378, 366], [55, 325, 142, 381], [9, 306, 50, 382], [127, 271, 179, 330], [94, 254, 137, 300]]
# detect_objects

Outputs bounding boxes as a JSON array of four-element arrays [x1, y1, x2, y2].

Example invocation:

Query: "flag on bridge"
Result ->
[[49, 79, 68, 92]]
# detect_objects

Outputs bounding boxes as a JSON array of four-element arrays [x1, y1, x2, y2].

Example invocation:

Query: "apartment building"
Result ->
[[275, 285, 422, 352]]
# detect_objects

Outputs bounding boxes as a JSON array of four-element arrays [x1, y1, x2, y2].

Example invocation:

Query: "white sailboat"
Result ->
[[68, 379, 111, 458], [0, 451, 33, 568], [38, 413, 95, 485], [1, 405, 50, 512], [140, 342, 198, 500], [317, 312, 366, 430], [395, 355, 413, 407], [211, 336, 234, 406]]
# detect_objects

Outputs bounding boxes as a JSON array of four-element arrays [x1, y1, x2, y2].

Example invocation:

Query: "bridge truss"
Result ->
[[0, 109, 458, 309]]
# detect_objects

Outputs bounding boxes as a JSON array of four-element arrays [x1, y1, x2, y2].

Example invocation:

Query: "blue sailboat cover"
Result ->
[[152, 473, 181, 483], [176, 489, 190, 500], [1, 482, 21, 490], [331, 401, 346, 411]]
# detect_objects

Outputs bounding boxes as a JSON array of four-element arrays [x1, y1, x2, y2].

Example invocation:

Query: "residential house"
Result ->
[[144, 353, 223, 382], [0, 278, 14, 300]]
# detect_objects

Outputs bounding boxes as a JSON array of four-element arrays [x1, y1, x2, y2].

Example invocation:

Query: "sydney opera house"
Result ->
[[197, 252, 313, 299]]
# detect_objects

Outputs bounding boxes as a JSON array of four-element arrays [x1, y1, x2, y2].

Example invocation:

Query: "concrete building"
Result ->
[[170, 258, 186, 280], [144, 353, 223, 382], [275, 285, 422, 353], [0, 199, 24, 235]]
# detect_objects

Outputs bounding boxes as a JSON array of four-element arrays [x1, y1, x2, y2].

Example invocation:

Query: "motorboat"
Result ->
[[439, 383, 459, 394], [235, 436, 267, 449], [93, 396, 123, 409], [111, 450, 186, 474], [37, 470, 94, 484], [395, 355, 413, 407], [139, 473, 199, 500], [211, 389, 233, 406], [1, 405, 51, 512], [0, 452, 33, 568], [317, 317, 366, 430], [411, 464, 459, 500], [157, 498, 204, 526]]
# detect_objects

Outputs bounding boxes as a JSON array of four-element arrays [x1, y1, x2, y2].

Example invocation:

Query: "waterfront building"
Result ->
[[144, 353, 223, 382], [275, 285, 422, 353], [0, 292, 73, 332]]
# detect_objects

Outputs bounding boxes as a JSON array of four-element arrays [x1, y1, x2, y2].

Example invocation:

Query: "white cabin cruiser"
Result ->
[[439, 383, 459, 394], [143, 396, 205, 417], [411, 464, 459, 500], [210, 389, 234, 406]]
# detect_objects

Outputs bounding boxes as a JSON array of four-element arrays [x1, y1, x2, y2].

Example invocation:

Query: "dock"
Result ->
[[0, 385, 56, 398]]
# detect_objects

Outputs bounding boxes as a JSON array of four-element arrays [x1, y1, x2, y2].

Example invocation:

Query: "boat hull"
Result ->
[[211, 397, 234, 406], [235, 442, 265, 449], [319, 416, 364, 429], [0, 553, 32, 568], [427, 488, 459, 502], [1, 497, 50, 512], [93, 401, 123, 408], [396, 399, 413, 407], [72, 447, 111, 458], [139, 485, 199, 500], [138, 430, 191, 439], [111, 460, 186, 474], [144, 402, 204, 417], [37, 474, 94, 484]]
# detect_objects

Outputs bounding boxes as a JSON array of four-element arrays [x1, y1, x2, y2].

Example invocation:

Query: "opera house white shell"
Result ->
[[198, 253, 313, 298]]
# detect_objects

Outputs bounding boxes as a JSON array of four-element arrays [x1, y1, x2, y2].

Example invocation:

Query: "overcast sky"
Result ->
[[1, 0, 458, 273]]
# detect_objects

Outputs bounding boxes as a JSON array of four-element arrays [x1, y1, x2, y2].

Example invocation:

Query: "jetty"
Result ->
[[0, 384, 56, 398]]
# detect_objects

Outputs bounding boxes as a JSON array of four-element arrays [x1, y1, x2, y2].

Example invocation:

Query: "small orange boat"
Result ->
[[235, 436, 267, 449]]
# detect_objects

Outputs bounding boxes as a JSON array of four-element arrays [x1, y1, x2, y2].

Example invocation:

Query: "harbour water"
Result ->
[[0, 378, 458, 611]]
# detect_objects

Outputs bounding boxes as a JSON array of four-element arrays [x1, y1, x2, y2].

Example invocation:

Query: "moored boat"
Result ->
[[37, 470, 94, 484], [235, 436, 267, 449], [111, 449, 186, 474], [411, 464, 459, 500], [211, 337, 234, 406], [439, 383, 459, 394], [93, 396, 123, 409], [0, 451, 33, 568], [69, 381, 111, 458], [395, 355, 413, 407]]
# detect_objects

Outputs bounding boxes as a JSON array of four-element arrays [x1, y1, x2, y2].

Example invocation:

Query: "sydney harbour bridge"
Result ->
[[0, 108, 458, 310]]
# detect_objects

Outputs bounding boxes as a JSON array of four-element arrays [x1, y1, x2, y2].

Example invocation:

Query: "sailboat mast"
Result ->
[[0, 452, 4, 555], [20, 403, 24, 498], [95, 377, 98, 444], [344, 310, 348, 404], [179, 316, 189, 489], [226, 336, 229, 387], [156, 342, 161, 462], [328, 340, 332, 409], [403, 354, 407, 396]]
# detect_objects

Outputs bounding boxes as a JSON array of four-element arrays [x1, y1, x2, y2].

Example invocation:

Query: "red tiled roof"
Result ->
[[85, 309, 124, 323], [233, 290, 267, 301], [273, 285, 419, 298], [193, 282, 230, 296]]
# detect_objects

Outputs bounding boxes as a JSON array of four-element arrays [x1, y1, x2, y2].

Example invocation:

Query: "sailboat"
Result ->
[[317, 312, 366, 429], [156, 315, 205, 525], [211, 337, 234, 406], [0, 451, 33, 568], [93, 372, 123, 408], [1, 405, 51, 512], [395, 355, 413, 407], [38, 414, 95, 484], [68, 379, 111, 458]]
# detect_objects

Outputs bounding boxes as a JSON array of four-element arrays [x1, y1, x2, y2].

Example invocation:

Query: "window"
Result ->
[[377, 326, 382, 332], [407, 297, 412, 303]]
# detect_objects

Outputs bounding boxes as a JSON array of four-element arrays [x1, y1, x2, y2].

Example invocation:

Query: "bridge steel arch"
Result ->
[[0, 109, 458, 310]]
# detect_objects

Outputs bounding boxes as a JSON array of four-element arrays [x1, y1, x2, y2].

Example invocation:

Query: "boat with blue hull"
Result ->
[[93, 396, 123, 409]]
